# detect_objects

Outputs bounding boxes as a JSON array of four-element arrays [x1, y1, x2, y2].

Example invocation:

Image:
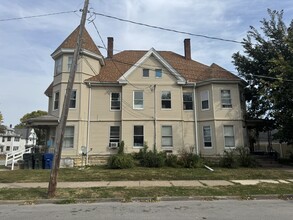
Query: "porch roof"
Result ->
[[26, 115, 59, 127]]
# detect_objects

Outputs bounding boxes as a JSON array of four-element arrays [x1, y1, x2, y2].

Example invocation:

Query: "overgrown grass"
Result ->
[[0, 166, 293, 183], [0, 183, 292, 200]]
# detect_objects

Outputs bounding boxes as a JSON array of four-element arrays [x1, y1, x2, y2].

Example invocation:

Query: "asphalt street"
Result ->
[[0, 199, 292, 220]]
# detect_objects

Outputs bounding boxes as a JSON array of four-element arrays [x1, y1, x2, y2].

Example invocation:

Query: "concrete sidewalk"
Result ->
[[0, 179, 292, 188]]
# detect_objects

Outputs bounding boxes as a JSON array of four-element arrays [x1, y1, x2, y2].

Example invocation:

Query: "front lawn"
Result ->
[[0, 166, 292, 183]]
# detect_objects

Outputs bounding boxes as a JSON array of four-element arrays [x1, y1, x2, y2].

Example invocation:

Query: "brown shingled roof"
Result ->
[[52, 26, 102, 56], [86, 50, 239, 83]]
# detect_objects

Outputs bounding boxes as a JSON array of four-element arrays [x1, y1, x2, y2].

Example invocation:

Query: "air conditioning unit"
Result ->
[[109, 142, 119, 149]]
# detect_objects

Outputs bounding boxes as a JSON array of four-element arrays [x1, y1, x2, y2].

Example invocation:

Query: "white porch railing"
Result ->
[[5, 147, 32, 170]]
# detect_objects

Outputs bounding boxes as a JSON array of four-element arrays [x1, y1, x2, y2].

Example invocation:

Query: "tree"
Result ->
[[0, 111, 4, 134], [15, 110, 47, 128], [232, 9, 293, 144], [15, 110, 48, 145]]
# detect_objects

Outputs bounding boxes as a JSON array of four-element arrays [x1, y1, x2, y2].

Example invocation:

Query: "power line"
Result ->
[[0, 10, 77, 22], [93, 11, 242, 44]]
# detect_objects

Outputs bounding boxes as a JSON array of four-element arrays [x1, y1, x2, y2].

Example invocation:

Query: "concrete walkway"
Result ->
[[0, 179, 292, 189]]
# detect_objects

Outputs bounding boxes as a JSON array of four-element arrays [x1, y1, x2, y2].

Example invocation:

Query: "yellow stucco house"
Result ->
[[29, 26, 247, 166]]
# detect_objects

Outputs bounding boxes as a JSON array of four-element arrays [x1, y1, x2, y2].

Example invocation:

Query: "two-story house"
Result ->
[[0, 126, 36, 154], [29, 26, 246, 165]]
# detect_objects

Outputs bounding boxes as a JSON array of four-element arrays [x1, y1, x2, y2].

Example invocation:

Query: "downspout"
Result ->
[[193, 83, 199, 155], [153, 84, 157, 151], [86, 83, 92, 165]]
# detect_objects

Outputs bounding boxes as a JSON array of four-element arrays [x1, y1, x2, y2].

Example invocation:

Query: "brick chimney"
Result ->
[[184, 38, 191, 60], [107, 37, 114, 58]]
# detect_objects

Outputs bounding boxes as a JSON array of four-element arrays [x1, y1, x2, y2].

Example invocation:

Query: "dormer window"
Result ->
[[55, 57, 62, 75]]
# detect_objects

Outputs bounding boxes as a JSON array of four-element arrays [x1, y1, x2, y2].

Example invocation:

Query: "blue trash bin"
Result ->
[[43, 153, 54, 169]]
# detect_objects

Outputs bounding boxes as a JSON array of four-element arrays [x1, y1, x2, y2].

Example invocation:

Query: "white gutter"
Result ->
[[153, 84, 157, 150], [86, 83, 92, 165], [193, 83, 199, 155]]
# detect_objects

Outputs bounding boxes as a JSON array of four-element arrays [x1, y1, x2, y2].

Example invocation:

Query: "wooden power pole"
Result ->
[[47, 0, 90, 198]]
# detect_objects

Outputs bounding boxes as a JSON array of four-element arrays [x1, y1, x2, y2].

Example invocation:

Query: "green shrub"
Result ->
[[165, 154, 179, 168], [178, 148, 201, 168], [107, 140, 135, 169], [219, 150, 239, 168], [118, 141, 125, 154], [140, 150, 165, 168], [137, 143, 165, 167], [236, 147, 258, 167], [107, 154, 135, 169]]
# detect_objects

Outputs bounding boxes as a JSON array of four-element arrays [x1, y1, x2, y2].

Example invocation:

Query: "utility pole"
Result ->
[[47, 0, 90, 198]]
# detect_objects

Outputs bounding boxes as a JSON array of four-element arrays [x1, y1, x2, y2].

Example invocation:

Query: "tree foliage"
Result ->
[[15, 110, 48, 145], [0, 111, 4, 134], [232, 9, 293, 143], [15, 110, 47, 128]]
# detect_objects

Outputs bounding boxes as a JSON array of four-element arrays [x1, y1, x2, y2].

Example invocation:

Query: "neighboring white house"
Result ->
[[0, 126, 37, 154]]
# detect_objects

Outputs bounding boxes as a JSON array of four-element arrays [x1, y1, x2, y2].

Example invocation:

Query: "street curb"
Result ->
[[0, 194, 292, 205]]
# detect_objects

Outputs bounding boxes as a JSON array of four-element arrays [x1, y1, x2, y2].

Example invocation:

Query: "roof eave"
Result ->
[[51, 48, 105, 66]]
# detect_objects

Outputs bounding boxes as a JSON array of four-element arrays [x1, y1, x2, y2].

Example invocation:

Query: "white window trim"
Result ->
[[55, 57, 62, 75], [202, 125, 213, 148], [133, 91, 144, 110], [69, 90, 77, 109], [161, 125, 173, 148], [221, 89, 232, 109], [223, 125, 236, 148], [161, 91, 172, 110], [200, 90, 210, 111], [53, 91, 60, 111], [110, 92, 121, 111], [67, 55, 73, 72], [63, 126, 75, 149], [109, 126, 120, 144], [183, 92, 193, 111], [133, 125, 144, 148]]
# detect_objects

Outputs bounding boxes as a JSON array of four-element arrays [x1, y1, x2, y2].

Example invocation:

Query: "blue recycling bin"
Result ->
[[43, 153, 54, 169]]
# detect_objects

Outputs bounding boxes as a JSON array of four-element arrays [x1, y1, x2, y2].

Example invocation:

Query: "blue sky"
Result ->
[[0, 0, 292, 126]]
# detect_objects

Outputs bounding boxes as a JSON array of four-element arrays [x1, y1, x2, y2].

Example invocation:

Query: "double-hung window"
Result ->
[[161, 126, 173, 147], [54, 91, 59, 110], [203, 126, 212, 147], [63, 126, 74, 148], [69, 90, 76, 108], [200, 90, 209, 110], [133, 91, 144, 109], [224, 125, 235, 148], [221, 90, 232, 108], [109, 126, 120, 144], [161, 91, 171, 109], [55, 57, 62, 75], [133, 125, 144, 147], [111, 93, 121, 110], [67, 55, 73, 72], [183, 92, 193, 110]]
